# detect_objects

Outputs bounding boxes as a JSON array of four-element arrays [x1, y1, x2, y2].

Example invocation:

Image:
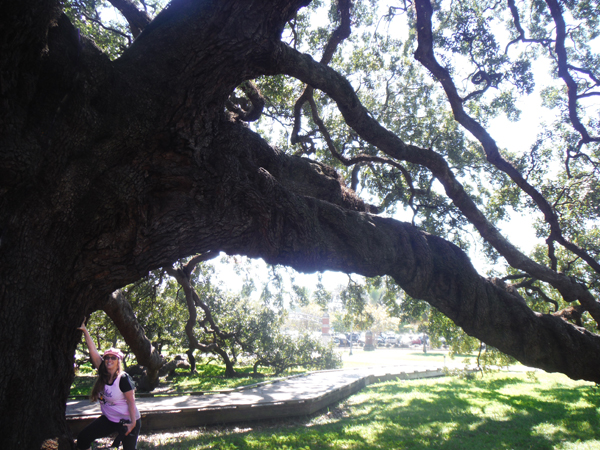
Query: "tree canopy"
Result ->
[[1, 0, 599, 448]]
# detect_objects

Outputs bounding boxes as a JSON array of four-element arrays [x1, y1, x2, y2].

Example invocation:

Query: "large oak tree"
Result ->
[[1, 0, 599, 448]]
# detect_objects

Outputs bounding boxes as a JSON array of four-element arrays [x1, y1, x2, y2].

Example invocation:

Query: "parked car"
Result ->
[[333, 334, 349, 346], [385, 335, 397, 347], [411, 335, 422, 345], [346, 332, 360, 343]]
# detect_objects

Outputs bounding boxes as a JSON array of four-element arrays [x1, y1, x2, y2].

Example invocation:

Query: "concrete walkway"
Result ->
[[66, 359, 475, 434]]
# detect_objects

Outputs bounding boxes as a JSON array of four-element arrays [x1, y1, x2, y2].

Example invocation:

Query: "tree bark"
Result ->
[[1, 0, 600, 448]]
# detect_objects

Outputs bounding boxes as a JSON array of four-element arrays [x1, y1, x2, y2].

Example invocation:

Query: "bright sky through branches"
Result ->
[[100, 0, 596, 296], [215, 1, 569, 295]]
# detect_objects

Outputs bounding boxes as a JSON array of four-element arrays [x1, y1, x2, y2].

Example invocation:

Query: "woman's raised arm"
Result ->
[[78, 320, 103, 369]]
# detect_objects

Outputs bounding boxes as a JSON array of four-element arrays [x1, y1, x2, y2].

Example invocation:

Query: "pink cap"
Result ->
[[103, 348, 124, 360]]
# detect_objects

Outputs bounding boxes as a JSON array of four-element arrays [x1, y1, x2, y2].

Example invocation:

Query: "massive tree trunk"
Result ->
[[1, 0, 599, 448]]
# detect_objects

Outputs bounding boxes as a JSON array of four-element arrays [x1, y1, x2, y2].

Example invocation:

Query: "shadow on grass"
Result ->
[[138, 375, 600, 450], [369, 375, 524, 397]]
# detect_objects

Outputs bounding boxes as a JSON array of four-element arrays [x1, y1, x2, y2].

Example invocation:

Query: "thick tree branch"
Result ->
[[412, 0, 600, 278], [413, 0, 572, 246], [108, 0, 151, 38], [505, 0, 553, 53], [274, 42, 600, 324], [206, 135, 600, 380], [544, 0, 599, 145]]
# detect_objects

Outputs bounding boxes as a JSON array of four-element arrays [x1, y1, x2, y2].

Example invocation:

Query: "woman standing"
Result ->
[[76, 321, 141, 450]]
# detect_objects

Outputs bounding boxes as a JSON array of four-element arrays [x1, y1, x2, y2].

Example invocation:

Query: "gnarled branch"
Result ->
[[108, 0, 151, 38], [101, 290, 165, 390], [275, 38, 600, 325], [412, 0, 600, 278], [226, 81, 266, 123], [291, 0, 352, 145]]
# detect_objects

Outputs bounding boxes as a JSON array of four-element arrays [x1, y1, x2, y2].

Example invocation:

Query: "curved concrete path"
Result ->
[[66, 360, 470, 434]]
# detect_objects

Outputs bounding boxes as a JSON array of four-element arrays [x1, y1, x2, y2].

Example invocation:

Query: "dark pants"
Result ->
[[76, 415, 141, 450]]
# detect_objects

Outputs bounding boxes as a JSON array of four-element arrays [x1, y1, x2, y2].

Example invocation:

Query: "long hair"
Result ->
[[90, 358, 122, 402]]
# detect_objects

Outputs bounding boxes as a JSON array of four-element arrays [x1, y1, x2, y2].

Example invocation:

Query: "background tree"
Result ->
[[121, 270, 188, 354], [249, 329, 343, 376], [83, 254, 341, 384], [169, 254, 341, 378], [330, 281, 374, 333], [2, 0, 600, 448]]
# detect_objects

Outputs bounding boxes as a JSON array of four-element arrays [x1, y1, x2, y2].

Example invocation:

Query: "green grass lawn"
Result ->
[[132, 371, 600, 450]]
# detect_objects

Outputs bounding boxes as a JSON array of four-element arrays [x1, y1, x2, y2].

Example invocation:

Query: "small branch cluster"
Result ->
[[226, 81, 266, 123]]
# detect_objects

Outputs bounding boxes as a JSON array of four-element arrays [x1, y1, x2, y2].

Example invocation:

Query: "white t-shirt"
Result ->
[[98, 372, 141, 423]]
